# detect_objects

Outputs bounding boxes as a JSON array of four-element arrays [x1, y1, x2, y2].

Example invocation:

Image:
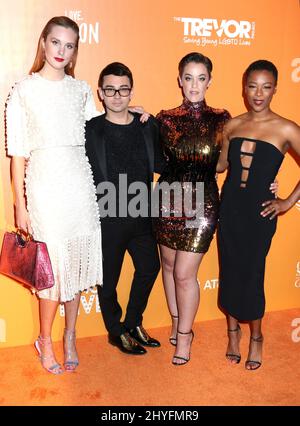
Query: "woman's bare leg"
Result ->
[[246, 318, 263, 370], [63, 293, 81, 371], [226, 314, 242, 364], [39, 298, 59, 337], [64, 293, 81, 331], [159, 245, 178, 343], [37, 298, 62, 373], [172, 251, 204, 365]]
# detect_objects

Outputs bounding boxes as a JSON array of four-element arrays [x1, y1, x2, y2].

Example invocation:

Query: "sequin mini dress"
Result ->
[[6, 73, 103, 302], [154, 99, 230, 253]]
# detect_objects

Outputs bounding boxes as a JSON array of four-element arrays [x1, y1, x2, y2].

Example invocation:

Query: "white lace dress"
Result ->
[[6, 73, 103, 302]]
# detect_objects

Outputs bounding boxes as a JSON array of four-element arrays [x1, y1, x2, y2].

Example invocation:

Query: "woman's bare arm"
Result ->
[[11, 156, 32, 233]]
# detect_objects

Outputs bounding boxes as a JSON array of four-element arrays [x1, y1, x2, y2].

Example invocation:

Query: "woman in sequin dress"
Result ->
[[6, 17, 102, 374], [153, 52, 230, 365]]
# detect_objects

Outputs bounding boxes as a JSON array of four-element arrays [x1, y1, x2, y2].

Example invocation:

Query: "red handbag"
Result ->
[[0, 231, 54, 291]]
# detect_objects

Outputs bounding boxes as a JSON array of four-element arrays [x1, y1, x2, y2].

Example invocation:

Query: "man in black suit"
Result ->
[[85, 62, 165, 355]]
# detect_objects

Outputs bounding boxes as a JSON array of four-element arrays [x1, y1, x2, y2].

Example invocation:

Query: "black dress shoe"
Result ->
[[108, 332, 147, 355], [128, 325, 161, 347]]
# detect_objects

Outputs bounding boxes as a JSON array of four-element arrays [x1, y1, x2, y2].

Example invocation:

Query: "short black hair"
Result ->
[[178, 52, 213, 79], [244, 60, 278, 85], [98, 62, 133, 88]]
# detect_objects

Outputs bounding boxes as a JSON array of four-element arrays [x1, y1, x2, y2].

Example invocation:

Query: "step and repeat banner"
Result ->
[[0, 0, 299, 347]]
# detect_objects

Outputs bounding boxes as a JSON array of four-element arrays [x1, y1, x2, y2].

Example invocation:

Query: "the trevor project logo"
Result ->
[[174, 17, 255, 47]]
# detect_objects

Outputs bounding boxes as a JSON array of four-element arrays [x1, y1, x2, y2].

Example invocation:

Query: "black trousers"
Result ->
[[98, 218, 160, 336]]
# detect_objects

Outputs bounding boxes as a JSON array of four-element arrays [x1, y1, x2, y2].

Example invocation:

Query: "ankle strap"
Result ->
[[64, 328, 76, 339], [171, 315, 179, 319], [228, 324, 240, 332], [64, 328, 76, 334], [177, 330, 192, 335], [250, 334, 263, 342], [38, 335, 52, 343]]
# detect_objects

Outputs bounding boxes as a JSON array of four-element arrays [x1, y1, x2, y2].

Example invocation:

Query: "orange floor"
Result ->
[[0, 308, 299, 406]]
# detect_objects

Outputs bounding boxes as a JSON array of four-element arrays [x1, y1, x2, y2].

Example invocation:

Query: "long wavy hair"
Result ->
[[29, 16, 80, 77]]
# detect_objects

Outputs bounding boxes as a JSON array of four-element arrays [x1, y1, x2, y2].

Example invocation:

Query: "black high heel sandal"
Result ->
[[245, 334, 263, 371], [226, 324, 242, 364], [172, 330, 194, 366], [169, 315, 178, 346]]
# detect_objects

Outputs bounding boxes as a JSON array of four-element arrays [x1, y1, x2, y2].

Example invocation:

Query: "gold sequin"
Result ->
[[153, 98, 230, 253]]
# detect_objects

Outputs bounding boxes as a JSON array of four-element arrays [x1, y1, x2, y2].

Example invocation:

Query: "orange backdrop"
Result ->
[[0, 0, 299, 347]]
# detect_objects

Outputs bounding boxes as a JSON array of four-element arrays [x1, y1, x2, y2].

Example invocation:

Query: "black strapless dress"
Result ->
[[218, 137, 284, 320]]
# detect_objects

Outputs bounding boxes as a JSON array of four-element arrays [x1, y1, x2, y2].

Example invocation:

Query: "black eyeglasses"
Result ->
[[102, 87, 131, 97]]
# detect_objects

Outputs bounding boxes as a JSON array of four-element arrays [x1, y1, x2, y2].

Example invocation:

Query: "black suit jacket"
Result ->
[[85, 113, 165, 188]]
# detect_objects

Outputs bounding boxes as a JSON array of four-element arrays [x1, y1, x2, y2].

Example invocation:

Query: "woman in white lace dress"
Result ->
[[6, 17, 102, 374]]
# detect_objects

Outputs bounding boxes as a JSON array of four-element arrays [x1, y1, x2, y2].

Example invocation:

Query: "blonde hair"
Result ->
[[29, 16, 80, 77]]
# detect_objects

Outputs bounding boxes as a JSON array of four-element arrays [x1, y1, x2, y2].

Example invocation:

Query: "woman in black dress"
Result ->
[[154, 52, 230, 365], [217, 60, 300, 370]]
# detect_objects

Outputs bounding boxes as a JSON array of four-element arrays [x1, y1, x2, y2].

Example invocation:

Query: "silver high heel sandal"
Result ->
[[34, 335, 63, 375], [63, 328, 79, 372]]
